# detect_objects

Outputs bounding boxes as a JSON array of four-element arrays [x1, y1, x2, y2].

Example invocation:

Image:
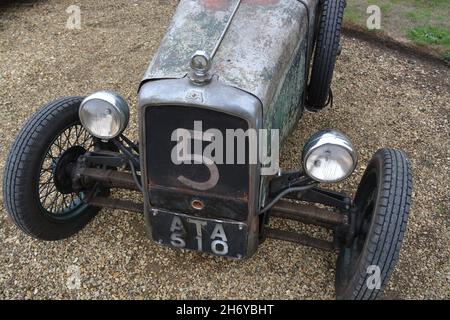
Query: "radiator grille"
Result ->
[[145, 105, 250, 221]]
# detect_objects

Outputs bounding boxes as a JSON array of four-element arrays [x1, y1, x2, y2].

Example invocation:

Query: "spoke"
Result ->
[[69, 193, 76, 209], [62, 195, 71, 212], [39, 174, 51, 184], [54, 193, 63, 213], [81, 131, 91, 147], [74, 125, 81, 145], [40, 184, 57, 203], [39, 180, 54, 191], [40, 167, 53, 176], [47, 195, 56, 213], [61, 194, 70, 211], [53, 139, 64, 154], [62, 131, 70, 149], [50, 188, 61, 210], [37, 124, 90, 215], [40, 171, 54, 183], [45, 150, 53, 160], [40, 185, 53, 196], [59, 133, 68, 151], [69, 197, 77, 209], [84, 129, 92, 144], [64, 127, 73, 148], [60, 194, 70, 212], [40, 178, 55, 192]]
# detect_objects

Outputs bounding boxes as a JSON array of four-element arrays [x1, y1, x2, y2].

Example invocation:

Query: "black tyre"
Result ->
[[307, 0, 345, 110], [3, 96, 102, 240], [335, 149, 412, 300]]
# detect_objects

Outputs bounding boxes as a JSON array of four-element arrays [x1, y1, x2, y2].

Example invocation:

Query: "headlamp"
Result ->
[[302, 130, 357, 183], [79, 91, 129, 140]]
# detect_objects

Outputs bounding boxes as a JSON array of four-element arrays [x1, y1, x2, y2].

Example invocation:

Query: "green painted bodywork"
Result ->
[[265, 39, 308, 141]]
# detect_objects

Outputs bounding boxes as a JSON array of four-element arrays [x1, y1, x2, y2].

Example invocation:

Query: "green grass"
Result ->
[[343, 5, 363, 24], [407, 26, 450, 46], [345, 0, 450, 62], [443, 52, 450, 66]]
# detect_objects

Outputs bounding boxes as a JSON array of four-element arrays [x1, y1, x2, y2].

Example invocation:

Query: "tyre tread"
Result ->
[[3, 96, 98, 240]]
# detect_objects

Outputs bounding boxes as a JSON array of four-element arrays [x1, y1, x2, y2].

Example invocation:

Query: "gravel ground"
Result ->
[[0, 0, 449, 300]]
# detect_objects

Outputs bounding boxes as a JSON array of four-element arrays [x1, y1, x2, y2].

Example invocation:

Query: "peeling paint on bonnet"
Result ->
[[142, 0, 319, 122]]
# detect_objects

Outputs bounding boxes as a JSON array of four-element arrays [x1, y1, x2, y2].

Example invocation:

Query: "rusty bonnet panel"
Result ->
[[142, 0, 318, 110]]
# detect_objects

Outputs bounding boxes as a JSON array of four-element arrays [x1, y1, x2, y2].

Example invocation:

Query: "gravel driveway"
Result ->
[[0, 0, 449, 299]]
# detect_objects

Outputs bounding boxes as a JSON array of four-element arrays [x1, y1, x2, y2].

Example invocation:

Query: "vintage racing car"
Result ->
[[3, 0, 412, 299]]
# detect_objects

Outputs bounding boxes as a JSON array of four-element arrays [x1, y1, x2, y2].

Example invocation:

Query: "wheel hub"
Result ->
[[53, 146, 86, 194]]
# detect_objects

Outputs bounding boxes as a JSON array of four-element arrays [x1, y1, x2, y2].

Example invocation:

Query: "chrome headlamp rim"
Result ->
[[79, 90, 130, 140], [302, 129, 358, 183]]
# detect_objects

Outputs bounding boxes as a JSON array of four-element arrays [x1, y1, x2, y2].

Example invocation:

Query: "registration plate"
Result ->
[[150, 210, 248, 259]]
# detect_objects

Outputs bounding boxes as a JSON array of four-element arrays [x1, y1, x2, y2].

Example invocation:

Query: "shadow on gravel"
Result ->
[[0, 0, 47, 11], [0, 0, 48, 32], [343, 24, 449, 68]]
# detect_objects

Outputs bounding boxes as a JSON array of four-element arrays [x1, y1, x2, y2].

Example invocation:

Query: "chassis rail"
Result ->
[[76, 161, 350, 252], [78, 168, 140, 191], [271, 200, 344, 229], [90, 196, 144, 213], [265, 228, 335, 251]]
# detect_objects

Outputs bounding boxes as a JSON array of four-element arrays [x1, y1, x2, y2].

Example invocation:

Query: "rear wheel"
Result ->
[[307, 0, 345, 111], [3, 96, 103, 240], [335, 149, 412, 300]]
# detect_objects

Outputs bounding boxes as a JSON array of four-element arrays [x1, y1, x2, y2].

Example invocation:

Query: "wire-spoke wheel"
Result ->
[[38, 124, 94, 217], [3, 96, 104, 240]]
